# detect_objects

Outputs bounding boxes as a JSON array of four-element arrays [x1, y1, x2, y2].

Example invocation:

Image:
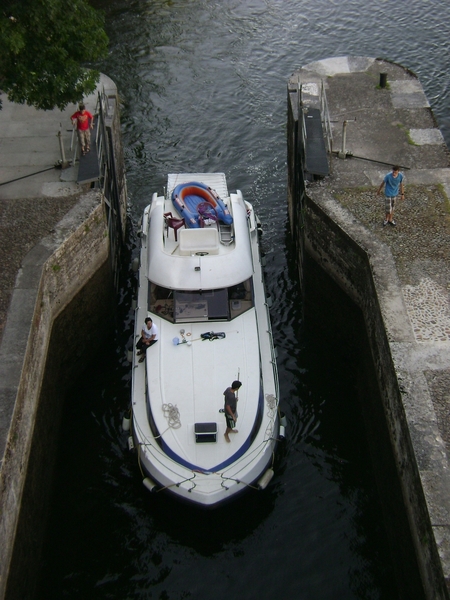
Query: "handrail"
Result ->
[[264, 299, 280, 401], [298, 80, 333, 174], [298, 82, 307, 165], [320, 79, 333, 159]]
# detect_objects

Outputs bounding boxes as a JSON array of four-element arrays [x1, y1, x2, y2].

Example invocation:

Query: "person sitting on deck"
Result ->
[[136, 317, 159, 363]]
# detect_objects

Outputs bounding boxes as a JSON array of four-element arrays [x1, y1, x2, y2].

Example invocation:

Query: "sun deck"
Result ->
[[147, 188, 254, 292]]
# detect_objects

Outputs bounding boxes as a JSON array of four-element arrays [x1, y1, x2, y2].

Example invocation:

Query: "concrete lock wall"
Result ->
[[6, 263, 114, 600], [0, 196, 112, 599], [302, 197, 446, 597], [287, 56, 450, 598]]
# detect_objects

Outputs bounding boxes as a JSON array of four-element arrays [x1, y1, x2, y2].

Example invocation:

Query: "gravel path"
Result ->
[[338, 184, 450, 288]]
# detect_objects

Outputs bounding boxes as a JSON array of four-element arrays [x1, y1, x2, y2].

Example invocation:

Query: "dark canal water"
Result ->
[[36, 1, 450, 598]]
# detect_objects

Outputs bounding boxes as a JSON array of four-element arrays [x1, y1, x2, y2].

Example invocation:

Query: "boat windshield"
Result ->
[[148, 280, 253, 323]]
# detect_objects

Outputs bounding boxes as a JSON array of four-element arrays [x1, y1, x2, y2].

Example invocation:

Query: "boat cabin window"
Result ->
[[148, 283, 174, 322], [149, 279, 253, 322], [175, 289, 228, 322]]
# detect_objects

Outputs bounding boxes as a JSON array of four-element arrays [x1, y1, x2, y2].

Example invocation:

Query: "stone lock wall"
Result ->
[[0, 193, 113, 600], [303, 194, 449, 599]]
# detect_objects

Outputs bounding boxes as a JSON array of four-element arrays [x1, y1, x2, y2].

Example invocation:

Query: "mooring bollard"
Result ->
[[379, 73, 387, 88]]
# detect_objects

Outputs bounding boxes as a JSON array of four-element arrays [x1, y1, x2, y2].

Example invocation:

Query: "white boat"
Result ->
[[130, 173, 281, 507]]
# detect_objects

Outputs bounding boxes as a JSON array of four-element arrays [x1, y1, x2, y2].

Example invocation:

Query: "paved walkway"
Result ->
[[0, 87, 101, 342]]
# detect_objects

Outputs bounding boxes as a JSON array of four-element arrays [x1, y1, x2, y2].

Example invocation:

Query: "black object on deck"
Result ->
[[304, 108, 329, 177], [77, 122, 100, 184], [194, 422, 217, 443]]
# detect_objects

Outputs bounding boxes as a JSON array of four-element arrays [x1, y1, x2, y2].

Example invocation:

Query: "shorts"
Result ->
[[77, 128, 91, 149], [225, 412, 236, 429], [136, 337, 157, 352], [385, 196, 396, 214]]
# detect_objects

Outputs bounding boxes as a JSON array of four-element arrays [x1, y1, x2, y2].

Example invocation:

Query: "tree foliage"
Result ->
[[0, 0, 108, 110]]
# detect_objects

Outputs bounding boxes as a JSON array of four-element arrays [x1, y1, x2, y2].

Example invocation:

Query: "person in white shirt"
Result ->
[[136, 317, 159, 363]]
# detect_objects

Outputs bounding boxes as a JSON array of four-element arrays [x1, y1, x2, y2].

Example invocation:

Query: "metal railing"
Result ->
[[96, 90, 125, 291], [320, 79, 333, 159], [261, 298, 280, 403], [297, 80, 333, 173]]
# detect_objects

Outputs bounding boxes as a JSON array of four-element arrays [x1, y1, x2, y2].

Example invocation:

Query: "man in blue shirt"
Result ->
[[377, 165, 405, 227]]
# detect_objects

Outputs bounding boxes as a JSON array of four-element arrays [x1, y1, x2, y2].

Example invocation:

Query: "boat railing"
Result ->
[[264, 299, 280, 402], [250, 204, 279, 404], [134, 406, 278, 484], [253, 254, 280, 404]]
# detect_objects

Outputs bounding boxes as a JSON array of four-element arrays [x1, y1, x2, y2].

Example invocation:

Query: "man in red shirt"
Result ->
[[71, 103, 94, 155]]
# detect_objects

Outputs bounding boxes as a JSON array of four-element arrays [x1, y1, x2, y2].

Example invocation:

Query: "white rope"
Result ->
[[162, 403, 181, 429], [265, 394, 278, 439], [265, 394, 277, 410]]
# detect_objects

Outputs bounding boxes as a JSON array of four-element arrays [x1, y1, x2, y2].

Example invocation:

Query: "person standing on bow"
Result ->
[[223, 380, 242, 442]]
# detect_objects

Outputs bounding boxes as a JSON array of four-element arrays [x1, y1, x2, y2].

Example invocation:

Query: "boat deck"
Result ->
[[144, 311, 261, 472]]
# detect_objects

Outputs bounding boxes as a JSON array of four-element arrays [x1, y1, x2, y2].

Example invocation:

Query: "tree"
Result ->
[[0, 0, 108, 110]]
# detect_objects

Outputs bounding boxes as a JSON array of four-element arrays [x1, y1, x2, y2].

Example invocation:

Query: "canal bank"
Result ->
[[288, 57, 450, 598], [0, 74, 126, 599]]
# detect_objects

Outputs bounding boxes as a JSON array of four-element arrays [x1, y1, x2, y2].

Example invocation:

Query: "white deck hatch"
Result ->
[[179, 228, 220, 255]]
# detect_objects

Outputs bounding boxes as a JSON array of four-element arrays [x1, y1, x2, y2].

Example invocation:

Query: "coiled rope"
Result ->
[[162, 403, 181, 429]]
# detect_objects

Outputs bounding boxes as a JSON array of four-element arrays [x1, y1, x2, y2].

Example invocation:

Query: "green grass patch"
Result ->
[[397, 123, 418, 145]]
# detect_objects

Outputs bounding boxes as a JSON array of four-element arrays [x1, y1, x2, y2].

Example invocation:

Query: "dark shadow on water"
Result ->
[[146, 485, 279, 554], [302, 254, 425, 600], [34, 224, 424, 600]]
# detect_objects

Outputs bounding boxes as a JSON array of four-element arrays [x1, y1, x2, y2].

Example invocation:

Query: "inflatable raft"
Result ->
[[171, 181, 233, 228]]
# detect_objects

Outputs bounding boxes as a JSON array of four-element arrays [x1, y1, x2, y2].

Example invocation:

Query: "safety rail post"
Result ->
[[57, 126, 70, 169], [297, 82, 309, 177], [70, 124, 78, 164], [320, 80, 333, 173]]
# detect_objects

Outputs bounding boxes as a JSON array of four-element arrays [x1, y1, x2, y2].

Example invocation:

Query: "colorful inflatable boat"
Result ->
[[171, 181, 233, 228]]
